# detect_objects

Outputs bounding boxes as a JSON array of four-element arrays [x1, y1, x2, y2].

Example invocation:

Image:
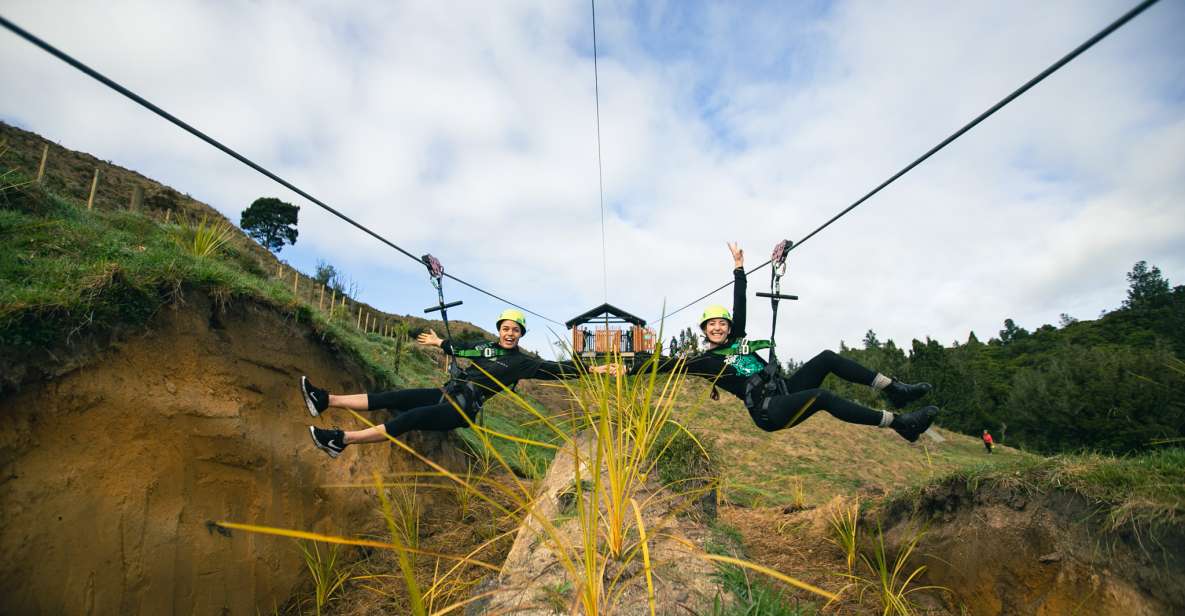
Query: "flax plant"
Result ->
[[852, 523, 942, 616], [827, 499, 860, 574], [172, 213, 234, 258], [296, 540, 352, 616]]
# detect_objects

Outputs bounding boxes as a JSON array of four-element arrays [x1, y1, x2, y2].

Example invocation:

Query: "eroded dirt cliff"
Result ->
[[0, 293, 462, 614]]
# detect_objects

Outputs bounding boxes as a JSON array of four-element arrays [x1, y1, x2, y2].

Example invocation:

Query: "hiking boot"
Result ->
[[301, 376, 329, 417], [892, 406, 939, 443], [884, 380, 932, 409], [309, 426, 347, 458]]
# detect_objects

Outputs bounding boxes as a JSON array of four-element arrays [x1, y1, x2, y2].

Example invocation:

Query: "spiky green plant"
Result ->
[[853, 523, 942, 616], [296, 540, 352, 616], [174, 213, 234, 258], [827, 499, 860, 574]]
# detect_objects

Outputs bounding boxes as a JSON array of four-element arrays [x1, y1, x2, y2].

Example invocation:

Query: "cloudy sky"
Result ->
[[2, 1, 1182, 360]]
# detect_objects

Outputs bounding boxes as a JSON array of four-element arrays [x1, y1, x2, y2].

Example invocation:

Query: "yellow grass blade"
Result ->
[[214, 521, 500, 572], [665, 534, 839, 602], [629, 498, 657, 616]]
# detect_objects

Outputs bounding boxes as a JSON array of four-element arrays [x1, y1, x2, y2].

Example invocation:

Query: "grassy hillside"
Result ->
[[666, 377, 1031, 507], [0, 143, 566, 477]]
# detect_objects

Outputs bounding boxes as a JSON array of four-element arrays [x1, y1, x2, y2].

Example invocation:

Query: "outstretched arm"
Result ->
[[728, 242, 747, 339], [418, 328, 461, 355]]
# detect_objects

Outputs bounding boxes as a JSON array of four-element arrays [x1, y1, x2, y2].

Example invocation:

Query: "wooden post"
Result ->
[[318, 286, 325, 311], [164, 209, 172, 224], [36, 144, 48, 183], [356, 305, 363, 329], [329, 289, 336, 316], [292, 269, 299, 294], [86, 168, 99, 210], [276, 263, 283, 278], [129, 186, 143, 211]]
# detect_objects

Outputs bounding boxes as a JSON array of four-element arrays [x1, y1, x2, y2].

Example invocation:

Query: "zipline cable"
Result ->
[[656, 0, 1160, 324], [591, 0, 609, 304], [0, 13, 564, 326]]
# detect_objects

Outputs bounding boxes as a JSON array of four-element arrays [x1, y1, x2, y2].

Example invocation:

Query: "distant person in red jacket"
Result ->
[[983, 430, 994, 454]]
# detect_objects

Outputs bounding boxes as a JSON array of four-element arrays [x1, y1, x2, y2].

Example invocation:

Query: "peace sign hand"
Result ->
[[727, 242, 744, 269]]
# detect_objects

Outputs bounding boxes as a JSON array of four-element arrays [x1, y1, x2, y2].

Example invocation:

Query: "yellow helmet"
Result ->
[[496, 308, 527, 335], [699, 305, 732, 330]]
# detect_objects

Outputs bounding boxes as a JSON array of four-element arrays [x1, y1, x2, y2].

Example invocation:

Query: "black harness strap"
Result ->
[[421, 254, 484, 420], [745, 240, 800, 411]]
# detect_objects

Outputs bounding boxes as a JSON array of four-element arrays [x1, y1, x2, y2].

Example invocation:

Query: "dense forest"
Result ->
[[821, 261, 1184, 455]]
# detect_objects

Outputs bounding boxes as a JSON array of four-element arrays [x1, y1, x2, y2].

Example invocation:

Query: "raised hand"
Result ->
[[417, 328, 443, 347], [728, 242, 744, 269]]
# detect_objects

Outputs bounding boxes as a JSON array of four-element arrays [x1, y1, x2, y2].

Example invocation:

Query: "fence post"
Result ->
[[86, 168, 99, 210], [129, 185, 143, 211], [329, 289, 336, 317], [292, 269, 299, 294], [276, 263, 283, 278], [36, 144, 48, 183], [356, 305, 363, 329], [318, 285, 325, 311]]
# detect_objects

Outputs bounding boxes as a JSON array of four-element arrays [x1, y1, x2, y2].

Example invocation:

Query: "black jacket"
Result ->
[[441, 340, 582, 402]]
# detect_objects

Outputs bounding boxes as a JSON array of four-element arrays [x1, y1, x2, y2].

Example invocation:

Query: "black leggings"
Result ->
[[367, 388, 476, 438], [750, 350, 883, 432]]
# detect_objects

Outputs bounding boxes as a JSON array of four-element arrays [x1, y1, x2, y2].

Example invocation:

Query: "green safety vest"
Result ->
[[453, 344, 511, 359], [709, 338, 773, 357], [708, 338, 772, 377]]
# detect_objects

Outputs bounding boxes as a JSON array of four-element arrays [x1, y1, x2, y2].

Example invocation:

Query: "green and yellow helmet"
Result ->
[[699, 305, 732, 330], [496, 308, 527, 335]]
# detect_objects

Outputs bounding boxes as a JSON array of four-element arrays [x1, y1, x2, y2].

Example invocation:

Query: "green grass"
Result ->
[[879, 448, 1185, 532], [1, 167, 404, 388], [705, 521, 817, 616], [455, 395, 563, 479], [664, 375, 1031, 507]]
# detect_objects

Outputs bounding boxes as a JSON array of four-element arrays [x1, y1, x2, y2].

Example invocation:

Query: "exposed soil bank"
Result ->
[[0, 293, 460, 614], [870, 477, 1185, 615]]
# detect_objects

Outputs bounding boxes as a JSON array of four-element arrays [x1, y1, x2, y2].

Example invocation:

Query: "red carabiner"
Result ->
[[771, 239, 793, 267], [421, 254, 444, 279]]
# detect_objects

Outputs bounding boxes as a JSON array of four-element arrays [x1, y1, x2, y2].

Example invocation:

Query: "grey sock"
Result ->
[[877, 410, 894, 428], [871, 373, 893, 390]]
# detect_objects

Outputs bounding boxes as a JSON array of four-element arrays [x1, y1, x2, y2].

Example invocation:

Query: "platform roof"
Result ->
[[565, 303, 647, 329]]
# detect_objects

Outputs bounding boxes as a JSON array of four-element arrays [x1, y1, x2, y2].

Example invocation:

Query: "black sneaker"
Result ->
[[892, 406, 939, 443], [884, 380, 932, 409], [309, 426, 347, 458], [301, 376, 329, 417]]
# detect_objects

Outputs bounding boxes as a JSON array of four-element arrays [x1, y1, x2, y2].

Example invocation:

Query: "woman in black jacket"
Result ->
[[304, 308, 604, 458], [640, 243, 938, 442]]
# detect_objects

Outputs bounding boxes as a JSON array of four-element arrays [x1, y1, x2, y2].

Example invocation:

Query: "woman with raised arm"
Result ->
[[303, 308, 608, 458], [638, 243, 939, 442]]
